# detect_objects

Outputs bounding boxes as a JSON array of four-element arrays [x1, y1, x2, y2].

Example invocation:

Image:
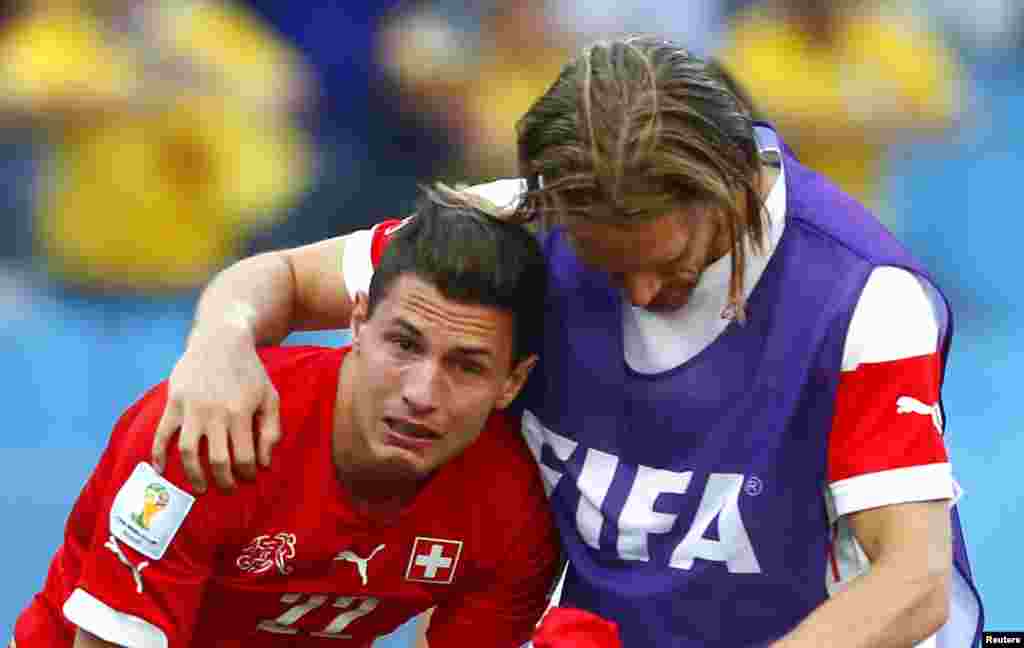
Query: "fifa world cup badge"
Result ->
[[110, 462, 195, 560]]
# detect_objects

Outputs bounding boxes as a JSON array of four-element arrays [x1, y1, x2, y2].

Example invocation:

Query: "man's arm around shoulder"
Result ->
[[152, 235, 353, 492]]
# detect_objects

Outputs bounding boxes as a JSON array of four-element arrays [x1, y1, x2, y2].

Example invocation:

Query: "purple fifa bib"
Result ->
[[516, 129, 982, 647]]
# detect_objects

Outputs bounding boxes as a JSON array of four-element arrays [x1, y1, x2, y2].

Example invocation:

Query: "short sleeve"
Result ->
[[62, 386, 240, 648], [340, 179, 527, 300], [341, 219, 406, 298], [827, 267, 953, 518]]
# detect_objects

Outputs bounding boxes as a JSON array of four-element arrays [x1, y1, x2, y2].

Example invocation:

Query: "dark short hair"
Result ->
[[367, 186, 547, 362]]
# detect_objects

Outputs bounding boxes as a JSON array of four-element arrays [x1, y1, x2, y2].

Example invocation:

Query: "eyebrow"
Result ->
[[391, 317, 495, 359], [393, 318, 422, 337]]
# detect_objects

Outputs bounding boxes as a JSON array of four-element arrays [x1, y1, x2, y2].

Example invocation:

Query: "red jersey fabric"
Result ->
[[15, 346, 559, 648], [533, 608, 622, 648]]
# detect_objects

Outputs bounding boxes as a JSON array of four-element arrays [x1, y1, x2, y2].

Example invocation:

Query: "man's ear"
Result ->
[[350, 292, 370, 349], [495, 354, 538, 410]]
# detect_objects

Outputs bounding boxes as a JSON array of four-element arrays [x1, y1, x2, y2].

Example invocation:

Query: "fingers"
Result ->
[[169, 403, 259, 494], [205, 417, 236, 492], [257, 388, 282, 469], [178, 407, 209, 494], [152, 399, 183, 473], [229, 410, 257, 482]]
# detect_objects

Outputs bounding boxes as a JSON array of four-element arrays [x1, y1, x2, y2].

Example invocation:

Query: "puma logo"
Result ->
[[334, 544, 386, 585], [105, 536, 149, 593], [896, 396, 943, 435]]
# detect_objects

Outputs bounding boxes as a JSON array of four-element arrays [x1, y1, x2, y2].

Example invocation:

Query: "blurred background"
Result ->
[[1, 0, 1021, 643]]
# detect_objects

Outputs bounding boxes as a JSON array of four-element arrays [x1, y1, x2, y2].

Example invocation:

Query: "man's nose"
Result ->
[[621, 272, 662, 308], [402, 359, 443, 414]]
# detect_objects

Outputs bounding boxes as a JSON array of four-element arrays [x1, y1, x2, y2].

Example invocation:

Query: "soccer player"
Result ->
[[12, 188, 560, 648], [151, 39, 983, 647]]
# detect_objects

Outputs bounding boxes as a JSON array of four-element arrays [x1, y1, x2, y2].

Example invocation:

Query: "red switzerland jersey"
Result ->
[[15, 346, 560, 648]]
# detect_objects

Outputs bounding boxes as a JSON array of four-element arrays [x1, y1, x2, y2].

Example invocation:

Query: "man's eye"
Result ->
[[392, 336, 416, 352], [459, 361, 485, 375]]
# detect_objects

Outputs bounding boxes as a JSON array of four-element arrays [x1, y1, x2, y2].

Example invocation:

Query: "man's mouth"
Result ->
[[383, 418, 441, 450]]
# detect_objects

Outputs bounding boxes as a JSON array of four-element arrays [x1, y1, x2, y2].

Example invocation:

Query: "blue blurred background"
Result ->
[[2, 0, 1022, 643]]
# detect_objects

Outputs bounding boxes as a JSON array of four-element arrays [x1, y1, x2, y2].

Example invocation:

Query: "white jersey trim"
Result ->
[[828, 463, 954, 519], [342, 227, 375, 299], [464, 178, 527, 212], [63, 588, 168, 648], [341, 179, 526, 302], [841, 267, 944, 371]]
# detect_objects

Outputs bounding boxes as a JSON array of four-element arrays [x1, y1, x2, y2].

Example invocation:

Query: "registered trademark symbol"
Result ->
[[744, 476, 763, 496]]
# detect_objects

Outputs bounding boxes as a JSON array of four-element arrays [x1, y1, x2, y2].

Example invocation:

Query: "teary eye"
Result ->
[[389, 335, 418, 353], [458, 360, 485, 375]]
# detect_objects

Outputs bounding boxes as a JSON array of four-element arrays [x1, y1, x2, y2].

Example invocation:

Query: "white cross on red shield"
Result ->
[[404, 537, 463, 584]]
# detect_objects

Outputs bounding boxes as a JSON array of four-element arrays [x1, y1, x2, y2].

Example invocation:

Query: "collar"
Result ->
[[671, 125, 788, 308]]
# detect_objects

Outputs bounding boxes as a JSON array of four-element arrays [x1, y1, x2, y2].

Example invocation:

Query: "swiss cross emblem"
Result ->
[[405, 537, 463, 584]]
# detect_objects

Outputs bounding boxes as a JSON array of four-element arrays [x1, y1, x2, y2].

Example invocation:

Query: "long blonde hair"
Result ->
[[515, 37, 766, 320]]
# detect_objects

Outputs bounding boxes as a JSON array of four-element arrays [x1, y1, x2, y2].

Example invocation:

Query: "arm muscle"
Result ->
[[191, 235, 352, 345]]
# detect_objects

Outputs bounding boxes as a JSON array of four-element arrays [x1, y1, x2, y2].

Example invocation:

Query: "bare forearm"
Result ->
[[190, 235, 354, 346], [191, 252, 298, 347], [774, 561, 948, 648]]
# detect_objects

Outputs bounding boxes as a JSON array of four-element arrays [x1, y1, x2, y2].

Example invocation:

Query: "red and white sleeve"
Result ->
[[341, 219, 406, 299], [340, 179, 526, 299], [62, 388, 236, 648], [827, 266, 956, 518]]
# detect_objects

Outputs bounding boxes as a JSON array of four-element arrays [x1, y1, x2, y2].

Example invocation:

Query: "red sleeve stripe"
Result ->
[[828, 353, 948, 484]]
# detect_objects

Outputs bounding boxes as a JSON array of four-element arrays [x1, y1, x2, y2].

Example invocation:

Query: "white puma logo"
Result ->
[[105, 536, 149, 593], [334, 544, 386, 585], [896, 396, 944, 435]]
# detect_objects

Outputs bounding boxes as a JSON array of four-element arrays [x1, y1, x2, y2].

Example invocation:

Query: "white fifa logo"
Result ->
[[523, 412, 762, 574]]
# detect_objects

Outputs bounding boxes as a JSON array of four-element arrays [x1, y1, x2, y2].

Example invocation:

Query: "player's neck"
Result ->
[[332, 354, 424, 521]]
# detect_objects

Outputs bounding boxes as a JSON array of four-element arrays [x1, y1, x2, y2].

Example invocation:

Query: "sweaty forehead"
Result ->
[[384, 276, 513, 349]]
